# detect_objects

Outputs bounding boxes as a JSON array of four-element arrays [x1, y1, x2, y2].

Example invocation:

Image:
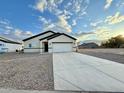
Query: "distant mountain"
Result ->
[[80, 40, 102, 45], [78, 42, 99, 49]]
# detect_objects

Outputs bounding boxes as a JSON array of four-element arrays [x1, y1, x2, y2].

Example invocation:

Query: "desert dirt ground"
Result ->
[[0, 53, 54, 90], [78, 49, 124, 64]]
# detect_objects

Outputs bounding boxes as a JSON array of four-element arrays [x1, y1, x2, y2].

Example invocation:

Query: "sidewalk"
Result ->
[[0, 89, 81, 93]]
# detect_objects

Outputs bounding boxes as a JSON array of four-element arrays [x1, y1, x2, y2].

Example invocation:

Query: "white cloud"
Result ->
[[70, 0, 88, 13], [0, 20, 9, 25], [80, 11, 87, 16], [90, 20, 103, 27], [25, 31, 33, 36], [76, 26, 112, 43], [94, 26, 111, 35], [34, 0, 47, 12], [39, 16, 50, 24], [43, 16, 72, 33], [44, 24, 55, 31], [34, 0, 64, 15], [104, 0, 113, 9], [58, 15, 72, 33], [65, 0, 89, 16], [76, 31, 94, 36], [61, 14, 71, 20], [14, 29, 22, 36], [116, 1, 124, 7], [64, 10, 73, 16], [105, 12, 124, 24], [4, 30, 11, 35], [13, 29, 33, 39], [72, 20, 77, 26], [39, 13, 72, 33], [93, 26, 124, 41], [90, 23, 97, 27], [44, 24, 69, 33], [0, 19, 33, 40], [5, 26, 13, 30], [33, 0, 89, 33]]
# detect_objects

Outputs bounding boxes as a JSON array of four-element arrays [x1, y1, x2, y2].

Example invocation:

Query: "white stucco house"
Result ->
[[0, 37, 22, 53], [23, 31, 77, 53]]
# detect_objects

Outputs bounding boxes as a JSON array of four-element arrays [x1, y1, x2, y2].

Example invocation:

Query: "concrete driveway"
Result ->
[[53, 52, 124, 92]]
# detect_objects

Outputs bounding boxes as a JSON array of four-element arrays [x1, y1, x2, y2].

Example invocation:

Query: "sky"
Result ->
[[0, 0, 124, 44]]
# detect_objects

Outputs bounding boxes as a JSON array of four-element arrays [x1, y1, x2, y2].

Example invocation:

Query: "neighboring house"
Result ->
[[23, 31, 77, 53], [0, 37, 22, 53], [78, 42, 99, 49]]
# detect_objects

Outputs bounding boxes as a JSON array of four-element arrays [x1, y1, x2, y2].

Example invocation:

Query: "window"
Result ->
[[0, 44, 4, 46], [29, 44, 32, 48], [0, 44, 2, 46]]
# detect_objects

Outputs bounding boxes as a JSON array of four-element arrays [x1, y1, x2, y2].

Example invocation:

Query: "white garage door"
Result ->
[[53, 43, 73, 52]]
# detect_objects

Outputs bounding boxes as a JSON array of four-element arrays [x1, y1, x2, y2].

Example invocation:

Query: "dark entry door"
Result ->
[[44, 42, 48, 52]]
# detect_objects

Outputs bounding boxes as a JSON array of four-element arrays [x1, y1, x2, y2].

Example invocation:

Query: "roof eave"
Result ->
[[23, 30, 55, 41], [47, 33, 77, 40]]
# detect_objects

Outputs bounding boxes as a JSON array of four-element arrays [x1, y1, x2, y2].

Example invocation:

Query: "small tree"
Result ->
[[101, 35, 124, 48]]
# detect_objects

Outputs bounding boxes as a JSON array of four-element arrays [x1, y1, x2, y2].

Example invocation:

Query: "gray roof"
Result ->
[[0, 37, 21, 44], [39, 32, 77, 41], [23, 31, 55, 41]]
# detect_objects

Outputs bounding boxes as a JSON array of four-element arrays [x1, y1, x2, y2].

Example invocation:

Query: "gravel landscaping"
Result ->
[[0, 53, 54, 90]]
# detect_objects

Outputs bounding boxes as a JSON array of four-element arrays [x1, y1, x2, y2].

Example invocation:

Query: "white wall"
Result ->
[[49, 35, 75, 43], [24, 48, 40, 53], [24, 32, 53, 52], [0, 41, 8, 52], [0, 41, 22, 52], [48, 35, 76, 53], [6, 43, 22, 52], [24, 32, 53, 48]]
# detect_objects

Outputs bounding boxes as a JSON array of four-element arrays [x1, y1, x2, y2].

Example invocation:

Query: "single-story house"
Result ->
[[78, 42, 99, 49], [23, 31, 77, 53], [0, 37, 22, 53]]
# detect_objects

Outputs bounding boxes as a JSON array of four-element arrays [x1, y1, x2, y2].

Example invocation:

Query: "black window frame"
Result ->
[[29, 44, 32, 48]]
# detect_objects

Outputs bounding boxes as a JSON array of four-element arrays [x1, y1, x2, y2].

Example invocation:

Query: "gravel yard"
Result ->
[[78, 49, 124, 64], [0, 53, 54, 90]]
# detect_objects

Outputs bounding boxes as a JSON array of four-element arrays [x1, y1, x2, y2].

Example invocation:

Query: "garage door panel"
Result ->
[[53, 43, 73, 52]]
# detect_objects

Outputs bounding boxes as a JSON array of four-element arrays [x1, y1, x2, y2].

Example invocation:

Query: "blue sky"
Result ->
[[0, 0, 124, 43]]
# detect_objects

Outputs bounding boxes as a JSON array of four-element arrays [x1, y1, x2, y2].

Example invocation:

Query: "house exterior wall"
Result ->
[[49, 35, 75, 42], [6, 43, 22, 52], [40, 35, 76, 53], [24, 33, 76, 53], [48, 35, 76, 53], [24, 48, 40, 53], [0, 41, 22, 53], [0, 41, 7, 52], [23, 32, 53, 52]]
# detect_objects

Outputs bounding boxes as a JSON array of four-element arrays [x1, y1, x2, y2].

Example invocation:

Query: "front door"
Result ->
[[44, 42, 48, 52]]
